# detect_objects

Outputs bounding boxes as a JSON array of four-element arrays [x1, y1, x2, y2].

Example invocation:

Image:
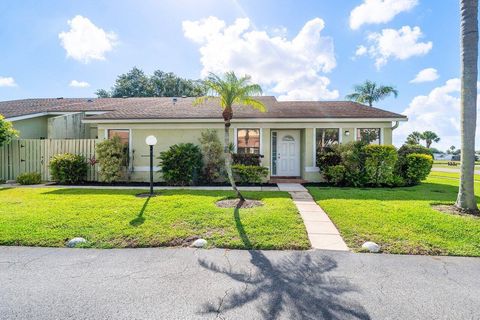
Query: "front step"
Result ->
[[269, 177, 307, 184]]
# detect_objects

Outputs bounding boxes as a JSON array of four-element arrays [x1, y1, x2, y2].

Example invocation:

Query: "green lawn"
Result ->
[[429, 170, 480, 181], [308, 177, 480, 256], [0, 188, 310, 250]]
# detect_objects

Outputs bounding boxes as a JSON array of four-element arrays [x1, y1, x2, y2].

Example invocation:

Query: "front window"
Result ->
[[316, 128, 339, 149], [108, 129, 130, 165], [108, 129, 130, 145], [357, 128, 380, 145], [237, 129, 260, 154]]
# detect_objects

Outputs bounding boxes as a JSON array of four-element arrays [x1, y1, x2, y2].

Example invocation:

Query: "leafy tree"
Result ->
[[345, 80, 398, 107], [95, 67, 206, 98], [456, 0, 478, 212], [420, 131, 440, 148], [0, 115, 18, 147], [406, 131, 422, 145], [95, 89, 111, 98], [195, 72, 265, 201], [151, 71, 206, 97], [447, 145, 456, 154]]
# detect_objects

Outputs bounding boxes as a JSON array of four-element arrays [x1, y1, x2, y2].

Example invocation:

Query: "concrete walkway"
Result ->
[[277, 183, 349, 251]]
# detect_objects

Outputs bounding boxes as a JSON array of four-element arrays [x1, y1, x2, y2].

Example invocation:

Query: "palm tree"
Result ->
[[196, 72, 265, 201], [406, 131, 422, 145], [456, 0, 478, 212], [345, 80, 398, 107], [420, 131, 440, 148]]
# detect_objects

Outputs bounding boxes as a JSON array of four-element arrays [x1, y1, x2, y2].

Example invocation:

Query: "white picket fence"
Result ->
[[0, 139, 99, 181]]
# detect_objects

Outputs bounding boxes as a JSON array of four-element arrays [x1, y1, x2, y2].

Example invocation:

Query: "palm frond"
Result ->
[[238, 97, 266, 112]]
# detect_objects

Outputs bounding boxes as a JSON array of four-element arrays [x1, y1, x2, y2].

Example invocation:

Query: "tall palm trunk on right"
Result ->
[[456, 0, 479, 212]]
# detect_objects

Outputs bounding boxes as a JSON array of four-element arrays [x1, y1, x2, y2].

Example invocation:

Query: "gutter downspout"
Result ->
[[391, 121, 400, 130]]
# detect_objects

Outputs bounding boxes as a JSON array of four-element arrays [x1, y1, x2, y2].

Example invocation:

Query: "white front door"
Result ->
[[276, 130, 300, 176]]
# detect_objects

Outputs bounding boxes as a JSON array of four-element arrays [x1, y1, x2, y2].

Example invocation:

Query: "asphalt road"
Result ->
[[0, 247, 479, 320]]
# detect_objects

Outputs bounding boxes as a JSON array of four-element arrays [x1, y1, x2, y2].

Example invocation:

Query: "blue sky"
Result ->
[[0, 0, 473, 149]]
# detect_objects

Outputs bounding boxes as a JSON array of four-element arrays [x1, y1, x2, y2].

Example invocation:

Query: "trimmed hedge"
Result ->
[[158, 143, 203, 186], [232, 153, 261, 166], [232, 164, 268, 184], [364, 145, 398, 186], [16, 172, 41, 185], [49, 153, 88, 184], [405, 153, 433, 185], [318, 142, 432, 187]]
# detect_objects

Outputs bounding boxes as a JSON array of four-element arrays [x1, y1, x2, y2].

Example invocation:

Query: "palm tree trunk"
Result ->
[[456, 0, 479, 212], [224, 123, 245, 201]]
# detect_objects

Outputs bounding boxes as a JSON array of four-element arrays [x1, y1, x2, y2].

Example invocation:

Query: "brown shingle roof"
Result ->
[[0, 96, 406, 120]]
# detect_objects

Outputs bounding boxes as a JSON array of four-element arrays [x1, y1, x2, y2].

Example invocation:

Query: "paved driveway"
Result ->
[[0, 247, 479, 320]]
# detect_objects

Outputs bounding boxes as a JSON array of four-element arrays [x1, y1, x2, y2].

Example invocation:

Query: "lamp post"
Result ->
[[145, 135, 157, 196]]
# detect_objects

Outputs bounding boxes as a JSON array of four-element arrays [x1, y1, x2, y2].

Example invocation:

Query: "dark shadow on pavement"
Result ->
[[197, 200, 370, 319]]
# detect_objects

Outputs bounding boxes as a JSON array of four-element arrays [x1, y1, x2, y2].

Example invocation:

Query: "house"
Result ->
[[0, 96, 407, 182]]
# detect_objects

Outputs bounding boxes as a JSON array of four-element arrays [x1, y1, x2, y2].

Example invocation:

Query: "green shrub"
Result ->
[[199, 129, 225, 183], [232, 164, 269, 184], [232, 153, 261, 166], [338, 141, 368, 187], [49, 153, 87, 184], [316, 145, 342, 169], [396, 144, 432, 174], [364, 145, 398, 186], [324, 165, 346, 186], [96, 136, 126, 183], [405, 153, 433, 185], [158, 143, 203, 186], [16, 172, 41, 185]]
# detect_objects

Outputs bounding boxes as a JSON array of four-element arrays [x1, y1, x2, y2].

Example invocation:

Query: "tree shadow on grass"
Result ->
[[197, 201, 370, 319], [129, 197, 150, 227]]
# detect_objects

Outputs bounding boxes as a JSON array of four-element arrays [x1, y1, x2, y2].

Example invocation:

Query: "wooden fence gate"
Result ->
[[0, 139, 99, 181]]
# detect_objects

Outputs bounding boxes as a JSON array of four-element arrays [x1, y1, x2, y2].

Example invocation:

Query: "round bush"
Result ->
[[158, 143, 203, 186], [405, 153, 433, 185], [49, 153, 88, 184]]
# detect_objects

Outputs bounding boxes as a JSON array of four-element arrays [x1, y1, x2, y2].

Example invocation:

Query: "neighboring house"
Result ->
[[0, 96, 407, 182], [433, 153, 453, 161]]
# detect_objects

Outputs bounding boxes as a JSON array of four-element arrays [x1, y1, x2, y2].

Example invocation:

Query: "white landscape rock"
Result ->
[[362, 241, 381, 253], [191, 238, 208, 248], [66, 237, 87, 248]]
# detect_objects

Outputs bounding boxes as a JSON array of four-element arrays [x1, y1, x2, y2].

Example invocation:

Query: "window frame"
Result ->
[[235, 128, 261, 155], [356, 128, 381, 145], [315, 128, 340, 150], [106, 129, 132, 167]]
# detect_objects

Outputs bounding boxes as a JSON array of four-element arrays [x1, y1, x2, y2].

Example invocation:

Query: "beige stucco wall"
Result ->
[[11, 116, 51, 139], [96, 120, 397, 182]]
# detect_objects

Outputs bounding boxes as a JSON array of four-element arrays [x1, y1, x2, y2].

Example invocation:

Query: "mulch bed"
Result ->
[[432, 204, 480, 218], [216, 199, 263, 208]]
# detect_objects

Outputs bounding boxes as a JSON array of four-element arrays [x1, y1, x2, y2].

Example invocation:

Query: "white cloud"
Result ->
[[69, 80, 90, 88], [182, 16, 339, 100], [0, 76, 17, 87], [355, 45, 367, 56], [395, 78, 480, 150], [410, 68, 439, 83], [59, 15, 117, 63], [357, 26, 432, 69], [350, 0, 418, 30]]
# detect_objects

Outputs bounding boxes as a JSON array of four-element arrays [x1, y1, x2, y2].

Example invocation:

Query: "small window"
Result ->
[[108, 129, 130, 145], [282, 135, 295, 142], [107, 129, 130, 166], [357, 128, 380, 145], [237, 129, 260, 154], [316, 128, 339, 149]]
